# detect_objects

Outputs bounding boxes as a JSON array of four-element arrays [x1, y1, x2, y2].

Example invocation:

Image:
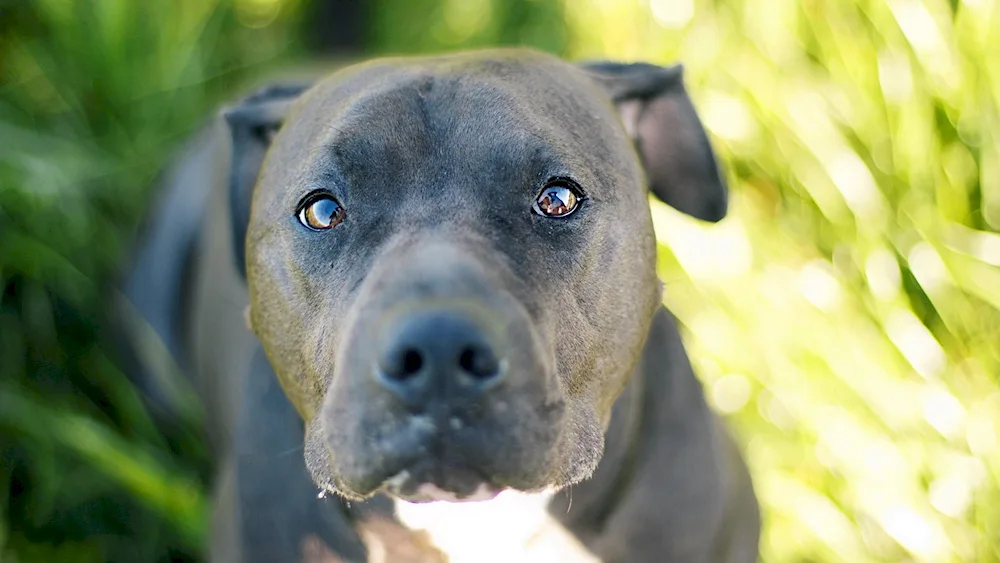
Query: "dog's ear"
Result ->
[[222, 82, 312, 277], [580, 61, 727, 222]]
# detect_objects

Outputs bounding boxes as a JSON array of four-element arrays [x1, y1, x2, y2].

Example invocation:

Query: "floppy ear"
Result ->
[[222, 82, 312, 277], [579, 61, 728, 222]]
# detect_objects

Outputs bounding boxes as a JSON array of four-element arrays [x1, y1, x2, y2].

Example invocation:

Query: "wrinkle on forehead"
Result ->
[[272, 54, 626, 189]]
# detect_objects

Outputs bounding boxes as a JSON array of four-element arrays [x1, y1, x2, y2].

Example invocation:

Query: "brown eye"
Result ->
[[533, 181, 584, 218], [297, 193, 345, 231]]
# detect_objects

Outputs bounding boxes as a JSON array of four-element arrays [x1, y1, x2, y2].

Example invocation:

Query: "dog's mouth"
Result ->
[[380, 459, 505, 503], [309, 402, 569, 502]]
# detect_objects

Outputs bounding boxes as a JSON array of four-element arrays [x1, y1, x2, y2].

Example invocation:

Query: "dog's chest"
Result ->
[[389, 491, 599, 563]]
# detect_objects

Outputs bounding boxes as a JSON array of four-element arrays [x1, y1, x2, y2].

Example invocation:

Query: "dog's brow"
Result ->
[[321, 121, 350, 139]]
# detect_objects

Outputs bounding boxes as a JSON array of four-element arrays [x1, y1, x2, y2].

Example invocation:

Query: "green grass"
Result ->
[[556, 0, 1000, 560], [1, 0, 998, 561], [0, 1, 305, 560]]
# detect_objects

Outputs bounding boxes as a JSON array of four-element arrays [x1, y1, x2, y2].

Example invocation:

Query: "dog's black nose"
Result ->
[[375, 309, 505, 405]]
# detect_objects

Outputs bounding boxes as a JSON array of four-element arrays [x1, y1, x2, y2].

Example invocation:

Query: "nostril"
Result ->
[[458, 345, 500, 380], [402, 349, 424, 376], [380, 346, 426, 382]]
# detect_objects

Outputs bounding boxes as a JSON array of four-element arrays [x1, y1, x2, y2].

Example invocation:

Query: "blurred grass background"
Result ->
[[1, 0, 999, 561]]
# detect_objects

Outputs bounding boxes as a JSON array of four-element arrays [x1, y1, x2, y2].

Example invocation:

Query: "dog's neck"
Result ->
[[390, 489, 599, 563]]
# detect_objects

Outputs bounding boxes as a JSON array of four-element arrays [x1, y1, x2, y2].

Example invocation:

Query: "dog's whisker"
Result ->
[[271, 444, 304, 459]]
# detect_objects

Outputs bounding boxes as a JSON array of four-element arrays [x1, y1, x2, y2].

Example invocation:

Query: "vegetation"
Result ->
[[1, 0, 997, 561]]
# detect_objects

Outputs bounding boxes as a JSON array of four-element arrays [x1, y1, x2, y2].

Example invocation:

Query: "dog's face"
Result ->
[[225, 49, 727, 501]]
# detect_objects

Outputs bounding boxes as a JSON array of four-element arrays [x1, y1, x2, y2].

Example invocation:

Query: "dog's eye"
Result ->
[[532, 180, 584, 218], [297, 193, 345, 231]]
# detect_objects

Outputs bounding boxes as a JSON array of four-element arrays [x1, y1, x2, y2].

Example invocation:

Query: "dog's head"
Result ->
[[224, 49, 727, 501]]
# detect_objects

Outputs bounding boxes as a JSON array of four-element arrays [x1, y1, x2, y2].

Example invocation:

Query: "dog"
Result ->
[[120, 47, 760, 563]]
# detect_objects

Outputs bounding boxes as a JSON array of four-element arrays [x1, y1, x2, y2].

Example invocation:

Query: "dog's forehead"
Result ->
[[316, 49, 609, 119], [279, 50, 626, 164]]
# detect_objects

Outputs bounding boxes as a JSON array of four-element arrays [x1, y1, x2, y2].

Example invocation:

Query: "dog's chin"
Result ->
[[377, 459, 491, 500], [387, 481, 505, 503]]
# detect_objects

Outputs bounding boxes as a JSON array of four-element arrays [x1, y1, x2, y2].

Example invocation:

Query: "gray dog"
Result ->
[[121, 48, 760, 563]]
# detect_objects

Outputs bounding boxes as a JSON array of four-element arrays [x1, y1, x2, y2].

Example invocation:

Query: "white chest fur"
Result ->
[[392, 490, 600, 563]]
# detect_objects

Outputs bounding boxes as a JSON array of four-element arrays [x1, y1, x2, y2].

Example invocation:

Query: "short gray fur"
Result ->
[[119, 48, 759, 562]]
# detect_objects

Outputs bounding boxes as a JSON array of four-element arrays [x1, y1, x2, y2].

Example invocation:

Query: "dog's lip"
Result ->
[[395, 482, 504, 503], [381, 464, 504, 503]]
